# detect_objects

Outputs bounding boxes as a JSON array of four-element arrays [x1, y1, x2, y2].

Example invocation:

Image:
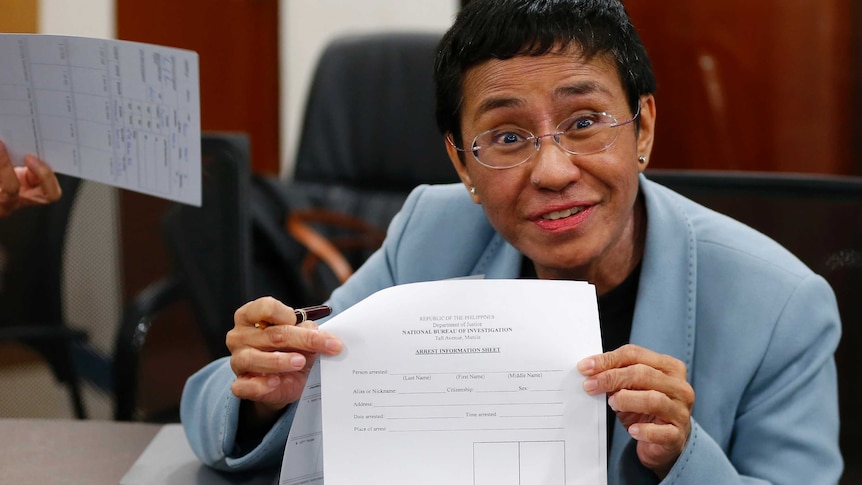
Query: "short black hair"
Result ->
[[434, 0, 656, 146]]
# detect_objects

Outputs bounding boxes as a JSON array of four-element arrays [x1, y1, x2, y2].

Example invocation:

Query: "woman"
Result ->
[[181, 1, 842, 482]]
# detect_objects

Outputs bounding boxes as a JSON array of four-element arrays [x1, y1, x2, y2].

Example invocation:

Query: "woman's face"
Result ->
[[446, 50, 656, 293]]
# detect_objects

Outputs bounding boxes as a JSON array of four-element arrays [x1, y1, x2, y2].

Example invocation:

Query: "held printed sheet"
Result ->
[[0, 34, 201, 206], [280, 279, 607, 485]]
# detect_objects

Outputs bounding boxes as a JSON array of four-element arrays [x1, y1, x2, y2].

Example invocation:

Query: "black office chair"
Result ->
[[269, 31, 460, 302], [0, 174, 88, 419], [113, 133, 310, 421], [646, 168, 862, 484]]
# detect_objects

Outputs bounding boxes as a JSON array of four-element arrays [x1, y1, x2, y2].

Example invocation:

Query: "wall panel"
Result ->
[[626, 0, 857, 175]]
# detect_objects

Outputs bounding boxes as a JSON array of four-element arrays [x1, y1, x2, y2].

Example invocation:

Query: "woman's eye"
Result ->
[[574, 118, 595, 130], [493, 132, 525, 144], [561, 113, 605, 132]]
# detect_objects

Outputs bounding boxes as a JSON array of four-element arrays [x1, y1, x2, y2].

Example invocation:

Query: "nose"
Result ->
[[530, 133, 581, 191]]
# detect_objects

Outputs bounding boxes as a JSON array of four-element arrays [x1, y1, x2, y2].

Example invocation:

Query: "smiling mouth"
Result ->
[[541, 207, 585, 221]]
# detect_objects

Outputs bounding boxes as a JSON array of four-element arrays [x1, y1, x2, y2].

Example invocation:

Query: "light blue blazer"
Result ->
[[181, 175, 842, 484]]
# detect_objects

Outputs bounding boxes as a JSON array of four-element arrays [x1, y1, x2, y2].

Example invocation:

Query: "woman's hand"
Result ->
[[227, 297, 343, 425], [0, 140, 62, 217], [579, 344, 695, 478]]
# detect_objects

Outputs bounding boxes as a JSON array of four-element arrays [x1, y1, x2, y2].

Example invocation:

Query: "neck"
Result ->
[[534, 194, 647, 296]]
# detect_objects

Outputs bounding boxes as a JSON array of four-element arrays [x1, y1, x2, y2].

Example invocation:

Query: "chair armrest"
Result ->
[[112, 274, 184, 421], [285, 209, 387, 288], [0, 326, 88, 342]]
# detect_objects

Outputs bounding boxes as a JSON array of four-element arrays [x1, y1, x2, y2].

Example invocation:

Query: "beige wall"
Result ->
[[0, 0, 38, 33], [39, 0, 113, 37]]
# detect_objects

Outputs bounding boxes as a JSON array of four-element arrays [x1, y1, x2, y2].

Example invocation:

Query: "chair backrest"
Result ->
[[0, 174, 80, 322], [646, 168, 862, 477], [288, 31, 459, 231], [294, 31, 457, 193], [161, 133, 314, 359], [275, 32, 461, 301], [0, 175, 81, 365], [161, 134, 252, 358]]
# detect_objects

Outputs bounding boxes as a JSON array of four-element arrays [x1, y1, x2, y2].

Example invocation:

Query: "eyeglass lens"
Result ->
[[473, 112, 622, 169]]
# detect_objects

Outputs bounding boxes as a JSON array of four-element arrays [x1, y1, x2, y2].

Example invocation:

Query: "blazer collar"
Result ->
[[632, 175, 697, 371]]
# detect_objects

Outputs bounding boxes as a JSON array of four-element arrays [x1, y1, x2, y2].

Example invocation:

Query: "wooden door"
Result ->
[[625, 0, 858, 175], [0, 0, 38, 33], [117, 0, 279, 175]]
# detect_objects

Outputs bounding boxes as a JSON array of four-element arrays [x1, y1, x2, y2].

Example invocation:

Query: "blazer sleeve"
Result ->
[[179, 357, 299, 470], [661, 273, 843, 484], [179, 186, 430, 471]]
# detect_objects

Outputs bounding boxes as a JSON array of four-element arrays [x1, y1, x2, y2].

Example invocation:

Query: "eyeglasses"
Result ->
[[448, 104, 641, 170]]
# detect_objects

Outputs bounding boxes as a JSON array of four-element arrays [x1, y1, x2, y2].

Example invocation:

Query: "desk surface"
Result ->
[[0, 418, 161, 484]]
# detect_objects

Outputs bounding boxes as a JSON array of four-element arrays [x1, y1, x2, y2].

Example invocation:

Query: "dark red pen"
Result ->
[[253, 304, 332, 329], [294, 304, 332, 324]]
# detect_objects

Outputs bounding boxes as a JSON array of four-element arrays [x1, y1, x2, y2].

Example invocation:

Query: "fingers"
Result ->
[[608, 389, 691, 428], [230, 368, 309, 404], [0, 140, 61, 214], [579, 344, 693, 406], [235, 296, 300, 328], [0, 141, 20, 216], [226, 318, 342, 356], [231, 347, 307, 375], [231, 372, 284, 399], [227, 296, 343, 409], [229, 297, 343, 355], [579, 344, 686, 379], [227, 297, 339, 402], [583, 361, 693, 404], [578, 344, 694, 476], [20, 155, 62, 205]]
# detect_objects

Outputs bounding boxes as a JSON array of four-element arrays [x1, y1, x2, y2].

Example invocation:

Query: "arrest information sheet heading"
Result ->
[[280, 279, 607, 485]]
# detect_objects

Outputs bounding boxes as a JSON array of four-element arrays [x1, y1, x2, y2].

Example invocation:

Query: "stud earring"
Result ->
[[638, 155, 647, 164], [470, 187, 476, 195], [531, 178, 540, 186]]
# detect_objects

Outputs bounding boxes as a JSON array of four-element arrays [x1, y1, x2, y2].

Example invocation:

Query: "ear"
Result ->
[[635, 94, 656, 173], [444, 134, 480, 204]]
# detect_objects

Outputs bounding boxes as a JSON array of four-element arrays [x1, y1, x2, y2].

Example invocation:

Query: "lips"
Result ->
[[541, 206, 584, 221], [532, 204, 593, 232]]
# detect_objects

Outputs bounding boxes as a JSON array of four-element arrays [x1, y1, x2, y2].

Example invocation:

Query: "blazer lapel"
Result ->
[[608, 176, 698, 483]]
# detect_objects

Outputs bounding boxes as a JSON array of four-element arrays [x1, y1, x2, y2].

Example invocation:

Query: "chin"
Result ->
[[530, 253, 594, 280]]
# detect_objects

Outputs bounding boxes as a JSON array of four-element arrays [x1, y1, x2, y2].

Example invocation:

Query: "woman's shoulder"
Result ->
[[397, 183, 492, 234]]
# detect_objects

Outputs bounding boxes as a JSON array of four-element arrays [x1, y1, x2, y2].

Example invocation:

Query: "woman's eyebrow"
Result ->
[[473, 96, 524, 122], [471, 81, 613, 123], [554, 81, 612, 100]]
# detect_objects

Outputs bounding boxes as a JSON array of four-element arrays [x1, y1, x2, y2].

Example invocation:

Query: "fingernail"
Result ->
[[629, 425, 640, 439], [324, 338, 343, 354], [583, 377, 598, 393], [290, 355, 304, 368], [267, 375, 280, 387], [608, 394, 618, 411], [577, 358, 596, 374]]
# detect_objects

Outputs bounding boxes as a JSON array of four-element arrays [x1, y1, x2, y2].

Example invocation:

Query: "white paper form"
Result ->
[[280, 279, 606, 485], [281, 362, 324, 485], [0, 34, 201, 206]]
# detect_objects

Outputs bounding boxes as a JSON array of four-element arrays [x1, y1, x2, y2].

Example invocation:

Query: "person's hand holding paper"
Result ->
[[228, 297, 343, 439], [578, 344, 694, 478], [0, 139, 61, 217]]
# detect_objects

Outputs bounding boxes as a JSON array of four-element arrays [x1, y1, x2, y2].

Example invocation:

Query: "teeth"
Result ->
[[542, 207, 582, 220]]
